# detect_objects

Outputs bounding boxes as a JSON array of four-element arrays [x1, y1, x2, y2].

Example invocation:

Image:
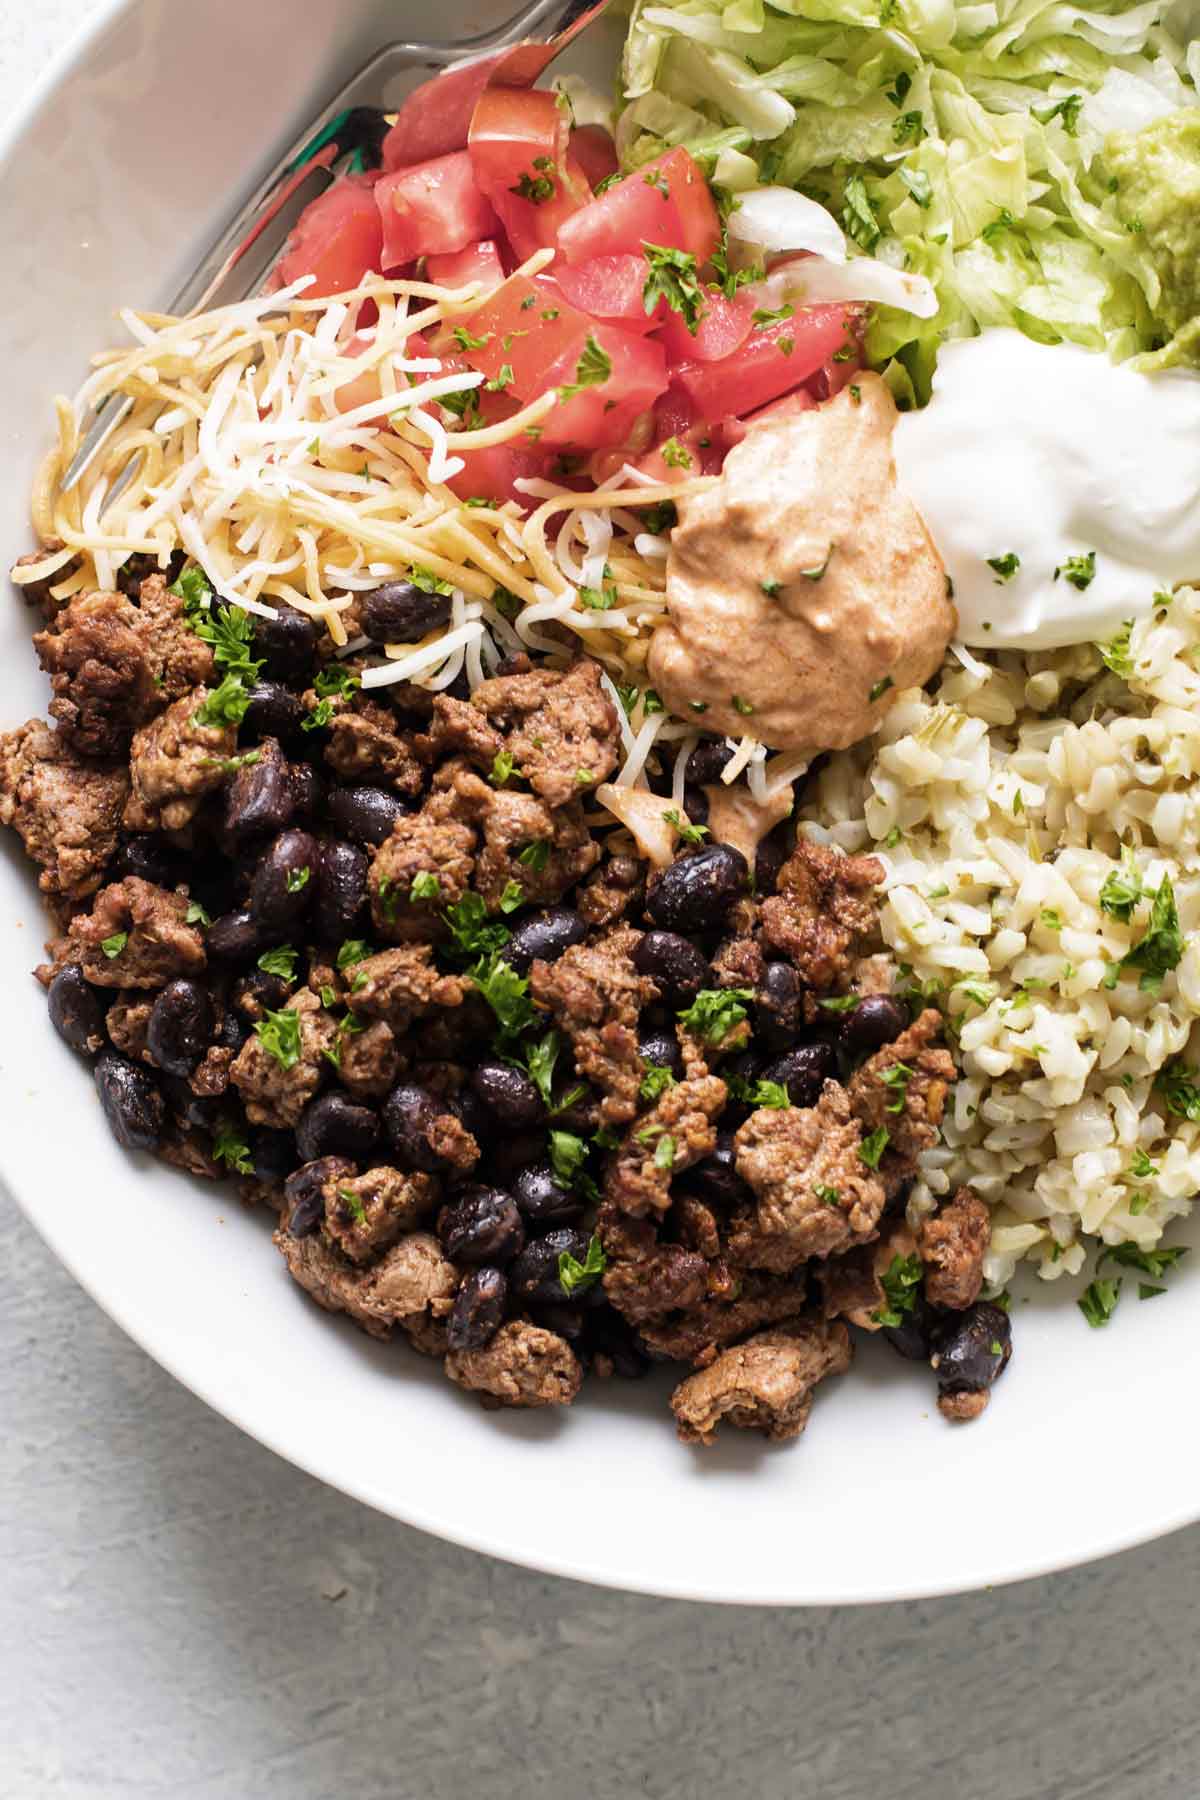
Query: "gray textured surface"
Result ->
[[4, 5, 1200, 1797]]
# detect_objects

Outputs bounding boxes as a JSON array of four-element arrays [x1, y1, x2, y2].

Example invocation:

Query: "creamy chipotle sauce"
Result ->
[[648, 375, 955, 753]]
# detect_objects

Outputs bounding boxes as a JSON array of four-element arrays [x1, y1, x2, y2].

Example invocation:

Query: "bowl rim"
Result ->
[[5, 0, 1200, 1608]]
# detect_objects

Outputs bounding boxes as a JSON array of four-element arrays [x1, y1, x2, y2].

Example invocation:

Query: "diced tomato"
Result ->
[[570, 124, 619, 192], [489, 155, 591, 262], [536, 323, 667, 449], [382, 55, 503, 170], [425, 239, 504, 291], [654, 290, 754, 364], [670, 305, 857, 422], [458, 274, 594, 396], [275, 175, 384, 299], [446, 441, 555, 507], [468, 88, 567, 203], [557, 147, 719, 268], [554, 254, 660, 334], [375, 153, 498, 270]]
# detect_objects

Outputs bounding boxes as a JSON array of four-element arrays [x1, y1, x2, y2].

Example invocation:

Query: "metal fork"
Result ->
[[62, 0, 613, 493]]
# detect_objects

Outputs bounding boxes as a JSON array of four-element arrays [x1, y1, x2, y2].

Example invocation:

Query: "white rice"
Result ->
[[803, 587, 1200, 1290]]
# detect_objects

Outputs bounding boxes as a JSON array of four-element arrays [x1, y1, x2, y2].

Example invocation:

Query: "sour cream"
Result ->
[[894, 330, 1200, 649]]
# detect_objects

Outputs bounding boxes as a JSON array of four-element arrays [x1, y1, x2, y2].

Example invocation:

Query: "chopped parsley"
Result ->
[[986, 552, 1020, 583], [653, 1133, 677, 1172], [285, 866, 311, 895], [677, 987, 754, 1047], [100, 931, 128, 960], [409, 872, 440, 903], [818, 994, 860, 1014], [661, 436, 693, 470], [842, 174, 880, 252], [640, 1063, 677, 1103], [490, 749, 517, 787], [642, 242, 704, 333], [558, 1231, 606, 1297], [311, 659, 359, 701], [198, 749, 263, 774], [982, 207, 1017, 243], [559, 335, 612, 402], [410, 565, 455, 597], [212, 1120, 254, 1175], [549, 1129, 591, 1188], [498, 881, 524, 914], [872, 1253, 923, 1327], [255, 1007, 302, 1071], [1032, 92, 1083, 135], [868, 675, 894, 704], [731, 694, 754, 716], [193, 671, 254, 729], [814, 1184, 841, 1207], [1118, 875, 1183, 994], [643, 168, 671, 197], [1128, 1147, 1158, 1180], [579, 572, 619, 611], [884, 70, 912, 107], [518, 840, 549, 873], [728, 1075, 790, 1110], [257, 946, 298, 982], [879, 1061, 914, 1113], [185, 900, 211, 927], [641, 499, 677, 535], [1078, 1277, 1122, 1328], [452, 326, 491, 351], [523, 1029, 563, 1110], [182, 591, 265, 687], [1054, 550, 1096, 590], [510, 166, 556, 204], [170, 565, 214, 608], [338, 1187, 368, 1227], [752, 303, 794, 328], [442, 893, 510, 963], [799, 545, 835, 582], [301, 698, 336, 732], [1100, 846, 1144, 922], [472, 955, 535, 1041], [663, 808, 709, 844], [1099, 1241, 1189, 1280], [1097, 620, 1134, 678], [893, 110, 924, 145], [858, 1126, 890, 1169], [486, 363, 515, 392], [336, 939, 371, 973]]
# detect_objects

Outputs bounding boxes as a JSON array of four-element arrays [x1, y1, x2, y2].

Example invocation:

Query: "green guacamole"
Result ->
[[1104, 112, 1200, 368]]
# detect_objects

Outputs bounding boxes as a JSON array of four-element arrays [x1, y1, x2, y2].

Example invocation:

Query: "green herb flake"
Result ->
[[813, 1183, 841, 1207], [663, 807, 709, 845], [255, 1007, 302, 1071], [100, 931, 128, 960], [499, 880, 524, 915], [257, 945, 298, 982], [1139, 1282, 1167, 1300], [661, 436, 692, 470], [653, 1133, 677, 1172], [752, 303, 794, 329], [859, 1126, 890, 1169], [409, 871, 440, 903], [800, 545, 835, 582], [285, 866, 311, 895], [640, 1063, 677, 1103], [1032, 92, 1083, 135], [869, 675, 894, 704], [642, 242, 704, 334], [643, 169, 671, 197], [1098, 620, 1134, 678], [1078, 1277, 1122, 1328], [1054, 550, 1096, 590], [731, 694, 754, 717], [452, 325, 491, 351], [728, 1075, 790, 1110], [872, 1252, 922, 1327], [549, 1129, 590, 1189], [893, 110, 924, 146], [842, 174, 880, 252], [510, 168, 556, 204], [559, 335, 612, 402], [987, 552, 1020, 583], [879, 1062, 914, 1114], [193, 671, 253, 729], [473, 956, 535, 1041], [1120, 875, 1184, 994], [489, 749, 517, 788], [1128, 1147, 1158, 1179], [1099, 1241, 1189, 1281], [338, 1187, 368, 1226], [212, 1120, 254, 1175], [558, 1231, 606, 1296], [518, 840, 549, 873], [185, 900, 211, 927], [677, 987, 754, 1047], [1100, 846, 1144, 923]]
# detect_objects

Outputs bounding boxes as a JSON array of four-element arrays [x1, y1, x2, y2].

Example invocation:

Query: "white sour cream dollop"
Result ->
[[894, 330, 1200, 649]]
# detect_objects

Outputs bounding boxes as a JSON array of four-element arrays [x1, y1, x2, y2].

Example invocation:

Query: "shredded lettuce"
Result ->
[[617, 0, 1198, 398]]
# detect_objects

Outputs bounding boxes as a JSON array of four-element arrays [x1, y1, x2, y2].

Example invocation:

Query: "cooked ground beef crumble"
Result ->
[[3, 558, 1012, 1444]]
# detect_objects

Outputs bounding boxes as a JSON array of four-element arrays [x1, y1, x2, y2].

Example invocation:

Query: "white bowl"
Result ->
[[3, 0, 1198, 1606]]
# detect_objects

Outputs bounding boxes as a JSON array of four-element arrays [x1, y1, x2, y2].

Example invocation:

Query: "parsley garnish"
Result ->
[[185, 900, 211, 927], [1099, 846, 1143, 922], [549, 1129, 591, 1189], [661, 436, 692, 470], [651, 1134, 675, 1173], [818, 994, 860, 1015], [893, 110, 924, 145], [558, 1231, 606, 1297], [489, 751, 518, 790], [987, 552, 1020, 583], [559, 335, 612, 402], [728, 1075, 790, 1110], [255, 1007, 302, 1071], [100, 931, 128, 960], [170, 565, 214, 608], [193, 671, 253, 728], [872, 1252, 923, 1327], [313, 663, 360, 701], [183, 593, 264, 686], [643, 168, 670, 197], [663, 808, 708, 844], [752, 303, 794, 329], [442, 893, 510, 963], [641, 500, 677, 535], [410, 565, 455, 597], [499, 881, 524, 914], [212, 1120, 254, 1175], [1032, 92, 1082, 135], [522, 1029, 563, 1109], [579, 573, 618, 611], [1078, 1277, 1122, 1327], [640, 1063, 677, 1102], [257, 946, 298, 981], [1097, 620, 1134, 678], [642, 242, 704, 333], [452, 326, 491, 351], [731, 695, 754, 716], [859, 1126, 890, 1168], [409, 872, 440, 903], [510, 167, 556, 203], [486, 363, 515, 392], [338, 1187, 368, 1226], [884, 70, 912, 107], [1055, 550, 1096, 590], [1099, 1240, 1188, 1280], [337, 939, 371, 973], [285, 866, 310, 895], [814, 1183, 841, 1207], [1119, 875, 1183, 994], [879, 1062, 914, 1113], [982, 207, 1016, 243], [677, 987, 753, 1047], [518, 841, 549, 874], [799, 546, 835, 582], [869, 675, 894, 704]]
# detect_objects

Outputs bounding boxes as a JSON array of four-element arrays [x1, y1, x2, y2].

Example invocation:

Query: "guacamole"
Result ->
[[1104, 111, 1200, 368]]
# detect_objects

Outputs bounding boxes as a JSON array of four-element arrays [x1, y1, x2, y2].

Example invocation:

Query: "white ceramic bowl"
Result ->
[[3, 0, 1199, 1606]]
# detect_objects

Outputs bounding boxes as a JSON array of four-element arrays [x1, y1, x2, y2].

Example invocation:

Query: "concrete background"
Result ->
[[4, 6, 1200, 1797]]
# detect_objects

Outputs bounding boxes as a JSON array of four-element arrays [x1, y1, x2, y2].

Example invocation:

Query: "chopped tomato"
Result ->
[[670, 305, 857, 422], [468, 88, 567, 203], [275, 175, 384, 299], [654, 290, 754, 364], [537, 323, 668, 448], [570, 124, 619, 192], [553, 254, 660, 334], [375, 153, 498, 270], [425, 239, 504, 291], [488, 155, 591, 262], [447, 440, 554, 507], [381, 56, 503, 170], [457, 273, 594, 396], [557, 147, 719, 268]]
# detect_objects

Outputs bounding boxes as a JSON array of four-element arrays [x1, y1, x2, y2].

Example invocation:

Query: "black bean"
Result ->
[[685, 740, 735, 787], [511, 1160, 584, 1225], [505, 906, 588, 976], [762, 1042, 836, 1109], [509, 1227, 591, 1307], [234, 969, 292, 1018], [682, 1132, 750, 1210], [531, 1300, 589, 1345], [312, 839, 368, 945], [470, 1058, 545, 1129], [222, 739, 296, 844], [447, 1267, 507, 1352], [163, 1074, 222, 1132], [146, 979, 215, 1076], [327, 784, 406, 847], [361, 581, 452, 644], [489, 1130, 550, 1181], [249, 829, 318, 929], [241, 681, 305, 744], [108, 834, 178, 888], [213, 1008, 250, 1056], [451, 1085, 492, 1145], [283, 1156, 354, 1237], [637, 1030, 683, 1081], [838, 993, 910, 1060], [95, 1052, 164, 1151], [47, 964, 105, 1056], [647, 844, 749, 933], [883, 1294, 937, 1362], [585, 1310, 650, 1379], [755, 962, 804, 1053], [295, 1092, 380, 1162], [288, 763, 323, 822], [682, 786, 709, 829], [117, 549, 184, 597], [932, 1302, 1012, 1394], [632, 931, 710, 1006], [250, 1127, 297, 1187], [253, 604, 317, 683], [383, 1081, 449, 1172], [206, 909, 269, 966], [755, 828, 789, 898], [437, 1185, 525, 1265]]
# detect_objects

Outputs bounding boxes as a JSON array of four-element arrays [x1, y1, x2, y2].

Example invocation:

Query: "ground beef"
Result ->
[[938, 1387, 990, 1423], [321, 1164, 440, 1264], [672, 1193, 722, 1260], [34, 590, 159, 758], [470, 659, 620, 807], [275, 1225, 457, 1340], [132, 574, 214, 703], [350, 944, 467, 1033], [637, 1271, 810, 1365], [605, 1073, 727, 1218], [105, 994, 154, 1062], [160, 1124, 223, 1182], [443, 767, 600, 911], [123, 689, 236, 832], [670, 1318, 852, 1445], [711, 933, 765, 991], [819, 1221, 919, 1330], [419, 693, 503, 768], [445, 1319, 582, 1408], [731, 1081, 887, 1269], [337, 1020, 404, 1099], [323, 698, 426, 795], [602, 1242, 710, 1325], [55, 878, 206, 990], [760, 836, 884, 991], [0, 719, 128, 900], [191, 1044, 235, 1099], [529, 926, 655, 1125], [368, 792, 476, 941], [231, 988, 338, 1128], [919, 1186, 989, 1311], [846, 1008, 955, 1167], [577, 853, 645, 929]]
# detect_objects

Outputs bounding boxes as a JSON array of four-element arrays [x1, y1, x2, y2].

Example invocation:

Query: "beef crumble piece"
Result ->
[[919, 1186, 989, 1311], [337, 1020, 404, 1099], [443, 766, 599, 910], [368, 792, 476, 941], [105, 994, 154, 1062], [671, 1318, 852, 1445], [322, 697, 426, 795], [820, 1220, 919, 1330], [133, 574, 215, 704], [275, 1225, 457, 1342], [577, 853, 644, 929], [231, 988, 339, 1128], [529, 926, 656, 1126], [54, 878, 206, 990], [321, 1165, 440, 1264], [637, 1270, 811, 1365], [846, 1008, 955, 1167], [0, 718, 127, 901], [419, 693, 503, 768], [760, 836, 884, 990], [350, 945, 467, 1034], [599, 1206, 710, 1325], [605, 1073, 727, 1218], [470, 659, 620, 806], [445, 1319, 583, 1408], [123, 689, 236, 832], [731, 1081, 887, 1270]]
